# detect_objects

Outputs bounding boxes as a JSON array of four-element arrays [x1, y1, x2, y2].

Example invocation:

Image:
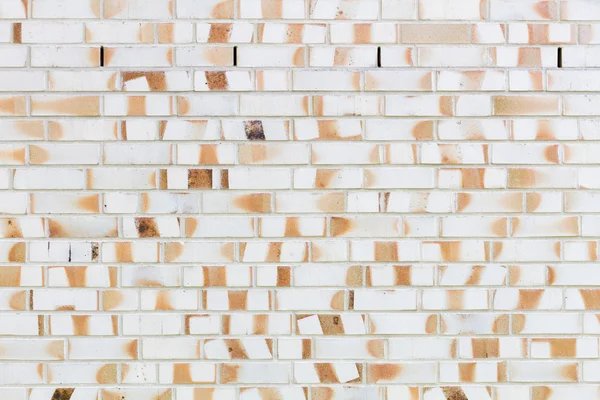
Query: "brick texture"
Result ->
[[0, 0, 599, 398]]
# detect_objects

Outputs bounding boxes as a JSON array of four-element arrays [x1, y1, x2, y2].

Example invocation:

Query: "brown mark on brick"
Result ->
[[256, 71, 265, 90], [532, 386, 553, 400], [200, 144, 219, 164], [375, 242, 398, 261], [264, 242, 282, 262], [590, 242, 598, 261], [491, 218, 507, 237], [277, 266, 290, 287], [314, 314, 344, 335], [492, 314, 509, 334], [508, 168, 536, 188], [158, 23, 174, 43], [177, 97, 190, 115], [561, 362, 578, 381], [47, 340, 64, 359], [262, 0, 282, 18], [456, 193, 472, 213], [155, 291, 173, 309], [535, 338, 577, 358], [12, 23, 21, 43], [96, 363, 116, 384], [244, 120, 266, 140], [368, 363, 401, 383], [64, 267, 87, 287], [441, 387, 468, 400], [331, 217, 353, 236], [287, 24, 304, 44], [172, 363, 193, 383], [439, 96, 453, 116], [140, 23, 155, 44], [252, 314, 269, 334], [535, 1, 558, 19], [220, 364, 240, 384], [135, 218, 159, 238], [115, 242, 133, 262], [234, 193, 271, 213], [334, 47, 351, 66], [461, 168, 486, 189], [313, 96, 324, 116], [202, 266, 227, 287], [554, 242, 561, 258], [102, 290, 123, 311], [511, 314, 526, 334], [293, 47, 305, 66], [580, 289, 600, 309], [301, 338, 311, 359], [17, 120, 45, 139], [367, 339, 384, 358], [225, 338, 249, 359], [526, 192, 542, 213], [317, 193, 344, 212], [71, 315, 90, 336], [2, 219, 22, 238], [447, 290, 464, 311], [0, 96, 26, 115], [9, 290, 25, 310], [52, 389, 75, 400], [103, 0, 125, 18], [544, 144, 559, 163], [330, 290, 345, 310], [411, 120, 434, 140], [127, 96, 146, 116], [535, 120, 555, 141], [33, 96, 99, 116], [472, 338, 499, 358], [315, 169, 338, 189], [125, 339, 138, 359], [465, 266, 484, 285], [185, 218, 198, 237], [220, 169, 229, 189], [209, 23, 232, 43], [346, 265, 362, 286], [282, 217, 300, 237], [509, 265, 521, 285], [561, 216, 579, 235], [0, 266, 20, 287], [8, 242, 25, 262], [192, 389, 217, 399], [314, 363, 341, 383], [212, 0, 234, 18], [229, 291, 248, 310], [353, 24, 371, 44], [188, 169, 212, 189], [205, 71, 229, 90], [122, 72, 167, 91], [425, 314, 438, 334], [392, 266, 411, 286], [220, 242, 234, 261]]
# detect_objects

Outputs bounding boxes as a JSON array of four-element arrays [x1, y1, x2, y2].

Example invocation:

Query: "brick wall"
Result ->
[[0, 0, 598, 399]]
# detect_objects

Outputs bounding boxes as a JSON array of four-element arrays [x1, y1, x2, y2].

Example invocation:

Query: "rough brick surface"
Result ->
[[1, 0, 599, 398]]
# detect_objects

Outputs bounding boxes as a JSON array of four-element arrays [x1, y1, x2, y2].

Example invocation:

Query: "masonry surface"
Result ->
[[2, 0, 600, 399]]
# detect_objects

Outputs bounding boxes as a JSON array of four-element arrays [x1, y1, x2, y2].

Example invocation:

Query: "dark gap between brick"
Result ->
[[233, 46, 238, 67], [558, 47, 562, 68], [100, 46, 105, 67], [377, 46, 382, 68]]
